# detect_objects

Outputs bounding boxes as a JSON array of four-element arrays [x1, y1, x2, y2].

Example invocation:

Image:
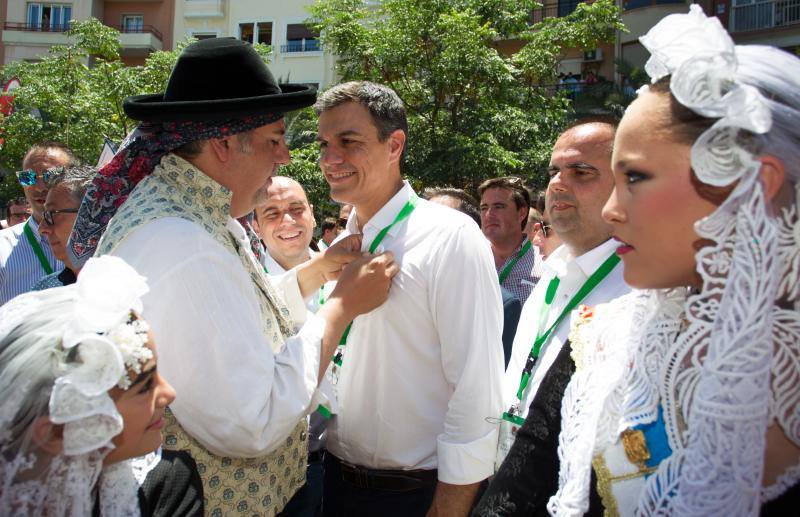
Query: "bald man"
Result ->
[[254, 176, 327, 517], [255, 177, 318, 275]]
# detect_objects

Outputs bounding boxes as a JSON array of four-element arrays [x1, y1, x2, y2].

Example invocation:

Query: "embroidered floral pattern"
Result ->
[[95, 154, 304, 514]]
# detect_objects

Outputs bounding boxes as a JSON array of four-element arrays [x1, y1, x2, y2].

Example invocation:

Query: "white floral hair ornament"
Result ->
[[640, 4, 772, 187], [47, 256, 153, 455]]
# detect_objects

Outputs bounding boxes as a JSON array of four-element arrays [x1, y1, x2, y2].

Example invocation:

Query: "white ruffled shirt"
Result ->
[[503, 238, 630, 418], [112, 216, 325, 458], [326, 182, 505, 485]]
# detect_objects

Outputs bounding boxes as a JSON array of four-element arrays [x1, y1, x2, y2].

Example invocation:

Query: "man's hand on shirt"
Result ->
[[329, 251, 399, 320], [295, 234, 363, 298], [319, 234, 363, 281], [316, 251, 399, 380]]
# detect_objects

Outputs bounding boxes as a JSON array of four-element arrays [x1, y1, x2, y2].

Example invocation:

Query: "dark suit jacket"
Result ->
[[501, 287, 522, 369], [472, 340, 604, 516]]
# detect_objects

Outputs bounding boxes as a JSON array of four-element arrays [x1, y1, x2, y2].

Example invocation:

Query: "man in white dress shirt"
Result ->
[[473, 118, 631, 515], [315, 81, 505, 516], [255, 175, 329, 517], [0, 142, 73, 304]]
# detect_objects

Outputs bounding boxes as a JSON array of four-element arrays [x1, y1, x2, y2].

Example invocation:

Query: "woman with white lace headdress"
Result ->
[[0, 255, 185, 515], [547, 6, 800, 516]]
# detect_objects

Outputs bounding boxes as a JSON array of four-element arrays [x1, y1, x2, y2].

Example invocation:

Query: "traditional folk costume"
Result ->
[[0, 256, 201, 516], [548, 7, 800, 516], [67, 38, 322, 516]]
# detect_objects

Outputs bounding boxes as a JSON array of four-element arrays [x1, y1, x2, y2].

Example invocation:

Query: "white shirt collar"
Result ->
[[543, 238, 618, 278], [263, 247, 315, 275], [346, 181, 416, 239]]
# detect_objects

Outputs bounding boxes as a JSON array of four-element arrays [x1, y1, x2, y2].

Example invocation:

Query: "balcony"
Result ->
[[281, 41, 322, 53], [530, 2, 580, 23], [107, 25, 164, 53], [184, 0, 226, 19], [2, 22, 71, 46], [730, 0, 800, 32]]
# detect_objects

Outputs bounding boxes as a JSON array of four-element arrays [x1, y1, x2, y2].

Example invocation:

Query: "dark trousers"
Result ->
[[322, 454, 437, 517], [280, 455, 325, 517]]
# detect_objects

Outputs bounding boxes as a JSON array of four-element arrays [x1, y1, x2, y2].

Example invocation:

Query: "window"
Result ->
[[623, 0, 685, 9], [557, 0, 580, 17], [27, 3, 72, 31], [194, 33, 216, 40], [121, 15, 144, 33], [239, 22, 273, 46], [284, 23, 320, 53]]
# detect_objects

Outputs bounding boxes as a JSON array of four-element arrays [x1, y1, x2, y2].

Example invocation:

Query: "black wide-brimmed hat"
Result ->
[[124, 38, 317, 122]]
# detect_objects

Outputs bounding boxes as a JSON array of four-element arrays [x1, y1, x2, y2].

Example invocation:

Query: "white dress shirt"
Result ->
[[112, 216, 325, 458], [261, 248, 321, 313], [326, 182, 505, 485], [503, 238, 630, 418], [0, 218, 63, 305]]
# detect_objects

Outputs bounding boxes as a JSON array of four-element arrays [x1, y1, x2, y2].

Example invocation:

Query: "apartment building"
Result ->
[[1, 0, 175, 66], [174, 0, 339, 89]]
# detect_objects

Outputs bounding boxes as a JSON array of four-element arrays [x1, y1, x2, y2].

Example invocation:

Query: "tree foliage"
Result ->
[[0, 19, 270, 206], [301, 0, 624, 198]]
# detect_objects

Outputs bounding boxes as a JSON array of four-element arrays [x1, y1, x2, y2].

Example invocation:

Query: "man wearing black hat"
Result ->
[[68, 38, 399, 516]]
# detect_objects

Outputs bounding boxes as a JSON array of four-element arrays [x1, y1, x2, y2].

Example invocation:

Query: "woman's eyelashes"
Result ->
[[624, 169, 649, 185]]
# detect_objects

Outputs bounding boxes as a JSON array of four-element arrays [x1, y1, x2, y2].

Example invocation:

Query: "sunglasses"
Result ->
[[16, 169, 55, 186], [535, 220, 552, 238], [43, 208, 79, 226]]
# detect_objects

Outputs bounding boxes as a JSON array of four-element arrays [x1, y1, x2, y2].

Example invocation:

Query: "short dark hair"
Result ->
[[421, 187, 480, 226], [321, 217, 339, 233], [314, 81, 408, 159], [477, 177, 531, 211], [24, 141, 78, 168]]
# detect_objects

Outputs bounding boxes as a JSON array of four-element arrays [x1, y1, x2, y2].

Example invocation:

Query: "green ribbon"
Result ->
[[498, 239, 533, 285], [23, 220, 54, 275]]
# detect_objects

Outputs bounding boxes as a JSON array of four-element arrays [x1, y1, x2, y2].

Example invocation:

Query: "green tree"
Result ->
[[301, 0, 624, 197], [0, 18, 273, 206]]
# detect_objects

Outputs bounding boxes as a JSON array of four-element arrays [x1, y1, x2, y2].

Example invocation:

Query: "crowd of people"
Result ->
[[0, 6, 799, 516]]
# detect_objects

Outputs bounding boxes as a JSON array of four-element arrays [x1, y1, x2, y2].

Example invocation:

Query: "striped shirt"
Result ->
[[497, 235, 537, 304], [0, 218, 63, 305]]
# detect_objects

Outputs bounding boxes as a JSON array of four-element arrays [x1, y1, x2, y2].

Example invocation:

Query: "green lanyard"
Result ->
[[23, 220, 54, 275], [503, 252, 621, 425], [316, 194, 419, 419], [334, 193, 419, 358], [498, 240, 532, 285]]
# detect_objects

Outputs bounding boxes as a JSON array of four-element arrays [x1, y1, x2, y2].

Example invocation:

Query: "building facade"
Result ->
[[173, 0, 339, 89], [1, 0, 174, 66]]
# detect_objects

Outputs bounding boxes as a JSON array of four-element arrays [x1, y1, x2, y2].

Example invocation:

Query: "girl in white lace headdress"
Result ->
[[547, 5, 800, 516], [0, 255, 176, 515]]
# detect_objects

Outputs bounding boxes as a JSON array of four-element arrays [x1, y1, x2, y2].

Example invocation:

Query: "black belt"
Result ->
[[330, 454, 437, 492]]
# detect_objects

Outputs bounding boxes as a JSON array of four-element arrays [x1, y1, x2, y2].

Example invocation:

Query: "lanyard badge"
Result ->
[[494, 253, 621, 470]]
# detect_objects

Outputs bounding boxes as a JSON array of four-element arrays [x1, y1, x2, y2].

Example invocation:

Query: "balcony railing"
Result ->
[[107, 25, 163, 41], [730, 0, 800, 32], [3, 22, 164, 41], [281, 41, 322, 53], [3, 22, 70, 32], [529, 2, 581, 23]]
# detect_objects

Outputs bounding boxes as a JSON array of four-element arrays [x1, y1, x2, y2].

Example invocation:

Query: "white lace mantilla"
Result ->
[[548, 174, 800, 517]]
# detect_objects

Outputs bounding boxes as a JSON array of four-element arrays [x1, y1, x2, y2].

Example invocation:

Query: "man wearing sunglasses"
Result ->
[[0, 142, 75, 304], [31, 165, 95, 290]]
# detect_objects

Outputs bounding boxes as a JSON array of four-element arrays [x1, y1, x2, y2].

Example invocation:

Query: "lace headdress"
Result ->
[[548, 6, 800, 516], [632, 7, 800, 515], [0, 255, 153, 516]]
